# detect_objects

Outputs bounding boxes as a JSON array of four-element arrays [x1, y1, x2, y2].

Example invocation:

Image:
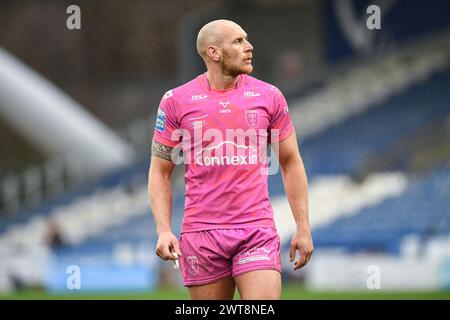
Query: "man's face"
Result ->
[[219, 26, 253, 77]]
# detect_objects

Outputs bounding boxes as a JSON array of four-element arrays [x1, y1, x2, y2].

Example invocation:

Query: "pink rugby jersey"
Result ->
[[153, 73, 295, 233]]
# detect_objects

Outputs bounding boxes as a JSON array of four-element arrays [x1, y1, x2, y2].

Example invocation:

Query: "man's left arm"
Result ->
[[274, 132, 314, 270]]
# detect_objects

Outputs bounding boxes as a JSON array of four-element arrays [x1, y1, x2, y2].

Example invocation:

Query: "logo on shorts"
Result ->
[[187, 256, 199, 276], [237, 246, 271, 265]]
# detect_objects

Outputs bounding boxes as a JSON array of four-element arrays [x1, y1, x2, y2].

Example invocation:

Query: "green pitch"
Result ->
[[1, 284, 449, 300]]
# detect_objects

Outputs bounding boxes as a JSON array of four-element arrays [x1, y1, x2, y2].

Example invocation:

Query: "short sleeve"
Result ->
[[269, 87, 295, 142], [152, 90, 182, 147]]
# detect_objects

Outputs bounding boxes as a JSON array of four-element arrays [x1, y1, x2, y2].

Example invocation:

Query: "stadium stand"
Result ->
[[312, 163, 450, 253], [298, 62, 450, 177]]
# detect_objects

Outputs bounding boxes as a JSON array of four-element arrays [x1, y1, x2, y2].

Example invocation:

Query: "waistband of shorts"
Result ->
[[180, 223, 277, 235]]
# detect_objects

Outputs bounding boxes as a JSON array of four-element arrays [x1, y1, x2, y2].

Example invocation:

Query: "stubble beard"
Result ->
[[220, 51, 252, 77]]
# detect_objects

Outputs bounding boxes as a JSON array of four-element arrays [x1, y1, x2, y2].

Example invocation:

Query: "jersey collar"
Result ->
[[198, 72, 245, 94]]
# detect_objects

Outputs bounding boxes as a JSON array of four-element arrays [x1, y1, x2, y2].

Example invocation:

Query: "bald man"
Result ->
[[149, 19, 313, 300]]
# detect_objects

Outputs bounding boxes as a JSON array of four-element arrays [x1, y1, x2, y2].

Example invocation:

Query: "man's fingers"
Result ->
[[289, 243, 296, 262], [293, 248, 309, 270], [294, 255, 307, 270], [293, 248, 313, 270], [304, 247, 314, 265], [172, 241, 182, 257], [162, 244, 173, 260], [156, 247, 168, 260], [305, 250, 313, 265], [156, 248, 167, 260], [156, 243, 172, 260], [167, 240, 182, 260], [294, 258, 306, 270]]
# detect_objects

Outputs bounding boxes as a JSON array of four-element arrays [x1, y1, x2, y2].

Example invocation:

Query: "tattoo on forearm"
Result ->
[[152, 140, 174, 161]]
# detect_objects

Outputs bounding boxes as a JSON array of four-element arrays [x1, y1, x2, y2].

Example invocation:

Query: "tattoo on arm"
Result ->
[[152, 140, 174, 162]]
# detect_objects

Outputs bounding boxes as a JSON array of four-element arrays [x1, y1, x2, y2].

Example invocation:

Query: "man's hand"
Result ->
[[156, 230, 182, 261], [289, 229, 314, 271]]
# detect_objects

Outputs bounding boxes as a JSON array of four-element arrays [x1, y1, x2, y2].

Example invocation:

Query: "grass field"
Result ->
[[1, 284, 449, 300]]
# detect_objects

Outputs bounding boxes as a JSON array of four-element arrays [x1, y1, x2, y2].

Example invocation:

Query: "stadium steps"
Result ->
[[300, 66, 450, 178], [0, 159, 150, 251], [357, 112, 450, 177], [289, 41, 450, 140], [311, 162, 450, 254]]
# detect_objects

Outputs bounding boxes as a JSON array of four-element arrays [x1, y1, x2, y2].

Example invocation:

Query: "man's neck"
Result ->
[[206, 71, 240, 90]]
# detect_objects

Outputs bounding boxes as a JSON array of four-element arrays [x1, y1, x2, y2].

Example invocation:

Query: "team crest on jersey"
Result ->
[[245, 110, 260, 128], [187, 256, 199, 276]]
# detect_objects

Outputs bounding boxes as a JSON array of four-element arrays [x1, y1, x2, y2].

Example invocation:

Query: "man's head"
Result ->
[[196, 19, 253, 77]]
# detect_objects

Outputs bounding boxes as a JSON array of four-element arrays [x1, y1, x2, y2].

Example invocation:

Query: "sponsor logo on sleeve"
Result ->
[[155, 109, 166, 131]]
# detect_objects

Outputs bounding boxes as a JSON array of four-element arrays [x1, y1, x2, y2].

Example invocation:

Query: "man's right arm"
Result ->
[[148, 139, 182, 261]]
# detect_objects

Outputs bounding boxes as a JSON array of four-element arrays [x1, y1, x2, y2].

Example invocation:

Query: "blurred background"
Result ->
[[0, 0, 449, 299]]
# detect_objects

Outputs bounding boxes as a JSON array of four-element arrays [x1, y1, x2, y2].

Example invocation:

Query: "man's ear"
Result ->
[[206, 46, 220, 62]]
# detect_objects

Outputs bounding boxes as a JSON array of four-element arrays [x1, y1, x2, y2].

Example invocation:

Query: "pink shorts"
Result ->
[[179, 227, 281, 287]]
